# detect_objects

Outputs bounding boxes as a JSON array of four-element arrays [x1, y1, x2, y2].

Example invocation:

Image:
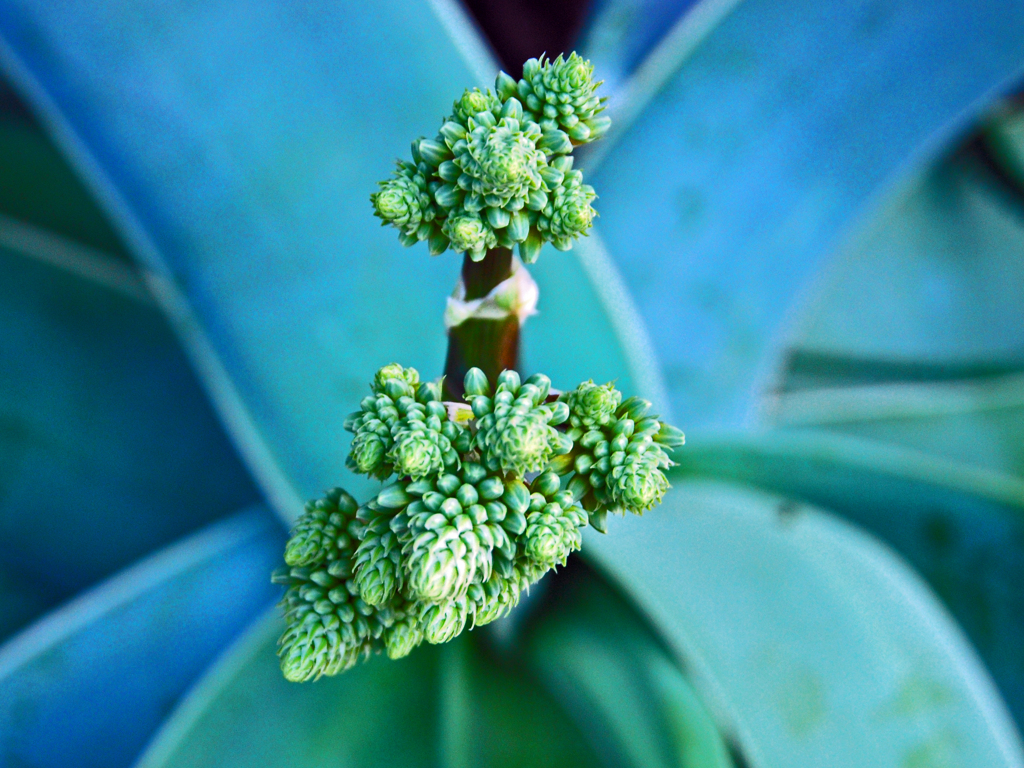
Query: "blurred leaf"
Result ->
[[575, 0, 718, 95], [0, 565, 50, 641], [0, 85, 131, 259], [779, 154, 1024, 376], [983, 99, 1024, 192], [0, 228, 259, 602], [524, 560, 734, 768], [756, 123, 1024, 726], [0, 507, 283, 768], [135, 611, 599, 768], [674, 428, 1024, 729], [581, 0, 1024, 432], [586, 480, 1024, 766], [769, 375, 1024, 476]]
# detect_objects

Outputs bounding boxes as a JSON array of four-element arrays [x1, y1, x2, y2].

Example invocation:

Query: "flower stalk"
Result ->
[[443, 247, 519, 400], [274, 53, 685, 681]]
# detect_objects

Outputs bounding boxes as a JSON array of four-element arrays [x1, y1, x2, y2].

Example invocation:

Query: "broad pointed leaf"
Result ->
[[0, 508, 283, 768], [135, 611, 599, 768], [583, 0, 1024, 432], [0, 227, 258, 601], [586, 480, 1024, 767]]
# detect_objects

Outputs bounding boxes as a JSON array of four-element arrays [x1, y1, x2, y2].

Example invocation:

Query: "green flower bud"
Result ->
[[523, 504, 581, 567], [519, 230, 543, 263], [388, 426, 448, 480], [442, 212, 497, 259], [538, 170, 597, 245], [516, 53, 607, 142], [469, 567, 529, 626], [352, 505, 403, 607], [378, 484, 413, 509], [609, 451, 672, 513], [370, 162, 434, 240], [490, 410, 559, 475], [283, 489, 358, 567], [374, 363, 420, 394], [384, 604, 424, 660], [444, 113, 546, 219], [348, 431, 387, 476], [420, 597, 470, 644], [655, 423, 686, 448], [502, 478, 531, 514], [452, 87, 501, 123], [464, 367, 491, 397], [275, 562, 393, 682], [566, 380, 621, 428]]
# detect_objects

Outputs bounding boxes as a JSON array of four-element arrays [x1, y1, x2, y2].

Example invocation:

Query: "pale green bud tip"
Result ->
[[373, 185, 410, 221], [455, 88, 497, 120], [493, 413, 557, 475], [613, 456, 670, 512], [656, 423, 685, 448], [391, 435, 440, 479], [351, 434, 385, 474], [374, 363, 419, 393], [443, 213, 491, 255], [464, 367, 491, 397], [284, 536, 319, 567], [561, 52, 592, 90], [525, 526, 565, 565], [421, 600, 468, 644], [355, 566, 396, 607], [569, 380, 621, 425], [386, 620, 424, 660]]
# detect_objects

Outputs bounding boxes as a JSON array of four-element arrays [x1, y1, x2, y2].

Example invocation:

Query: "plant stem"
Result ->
[[443, 247, 520, 399]]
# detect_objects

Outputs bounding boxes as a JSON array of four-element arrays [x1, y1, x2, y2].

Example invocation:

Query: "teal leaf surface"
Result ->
[[0, 0, 500, 515], [524, 561, 733, 768], [0, 508, 283, 768], [0, 220, 258, 602], [585, 480, 1024, 767], [741, 138, 1024, 725], [582, 0, 1024, 434], [135, 610, 600, 768]]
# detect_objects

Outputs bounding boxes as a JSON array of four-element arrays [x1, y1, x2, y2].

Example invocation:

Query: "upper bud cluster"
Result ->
[[371, 54, 608, 264], [276, 363, 682, 680]]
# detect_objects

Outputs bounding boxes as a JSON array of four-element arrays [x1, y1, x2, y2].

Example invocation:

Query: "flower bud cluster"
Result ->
[[274, 489, 402, 682], [559, 382, 685, 532], [371, 55, 607, 264], [343, 364, 457, 481], [464, 368, 572, 476], [276, 364, 682, 680]]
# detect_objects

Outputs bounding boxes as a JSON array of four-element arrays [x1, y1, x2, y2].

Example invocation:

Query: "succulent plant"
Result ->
[[371, 53, 608, 262], [274, 489, 393, 682], [278, 55, 682, 681], [562, 385, 684, 526], [466, 368, 572, 476], [503, 52, 610, 142]]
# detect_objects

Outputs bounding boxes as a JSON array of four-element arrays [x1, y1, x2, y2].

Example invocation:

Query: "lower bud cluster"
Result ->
[[276, 364, 683, 681]]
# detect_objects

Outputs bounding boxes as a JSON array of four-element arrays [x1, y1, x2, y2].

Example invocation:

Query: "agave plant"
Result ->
[[1, 0, 1024, 767]]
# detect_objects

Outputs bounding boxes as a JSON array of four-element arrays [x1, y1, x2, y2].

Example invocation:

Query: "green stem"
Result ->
[[443, 247, 520, 399]]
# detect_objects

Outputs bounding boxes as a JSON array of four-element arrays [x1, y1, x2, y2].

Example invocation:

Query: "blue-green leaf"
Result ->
[[779, 154, 1024, 376], [586, 481, 1024, 766], [0, 507, 283, 768], [582, 0, 1024, 433], [753, 143, 1024, 726], [0, 0, 502, 515], [524, 561, 733, 768], [0, 224, 258, 600], [135, 611, 600, 768]]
